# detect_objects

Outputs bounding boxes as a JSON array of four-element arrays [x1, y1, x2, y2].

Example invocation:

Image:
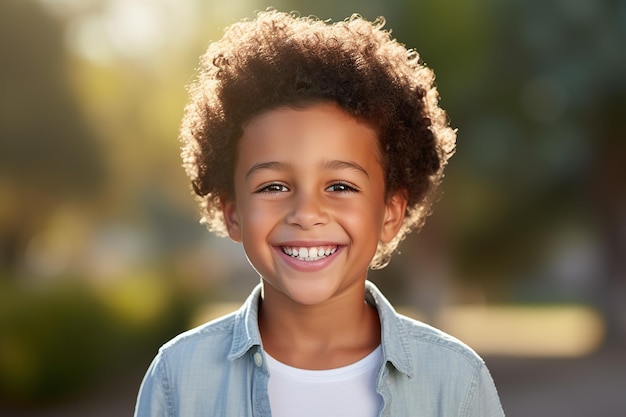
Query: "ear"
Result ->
[[221, 198, 242, 242], [380, 191, 408, 243]]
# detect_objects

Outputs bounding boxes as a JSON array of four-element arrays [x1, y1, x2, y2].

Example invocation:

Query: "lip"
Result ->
[[275, 240, 340, 247], [273, 243, 344, 273]]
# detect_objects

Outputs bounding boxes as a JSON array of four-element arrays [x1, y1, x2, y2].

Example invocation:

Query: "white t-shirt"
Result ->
[[266, 346, 383, 417]]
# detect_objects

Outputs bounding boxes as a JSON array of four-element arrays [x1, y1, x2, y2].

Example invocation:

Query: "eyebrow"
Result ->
[[323, 160, 369, 178], [245, 161, 289, 179], [245, 160, 369, 179]]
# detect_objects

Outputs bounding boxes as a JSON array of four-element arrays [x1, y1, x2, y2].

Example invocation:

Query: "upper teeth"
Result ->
[[282, 246, 337, 261]]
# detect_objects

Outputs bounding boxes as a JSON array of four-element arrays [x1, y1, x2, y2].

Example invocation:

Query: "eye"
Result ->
[[325, 182, 358, 193], [255, 183, 289, 193]]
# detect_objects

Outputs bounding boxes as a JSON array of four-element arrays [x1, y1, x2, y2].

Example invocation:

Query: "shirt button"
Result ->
[[253, 352, 263, 367]]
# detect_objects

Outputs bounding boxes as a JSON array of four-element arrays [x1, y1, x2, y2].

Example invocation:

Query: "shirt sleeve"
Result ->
[[134, 351, 173, 417], [465, 363, 505, 417]]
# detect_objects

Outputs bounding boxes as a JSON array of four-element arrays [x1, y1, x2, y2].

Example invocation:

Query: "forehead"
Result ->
[[237, 103, 381, 166]]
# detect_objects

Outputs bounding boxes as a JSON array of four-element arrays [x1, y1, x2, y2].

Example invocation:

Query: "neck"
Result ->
[[258, 281, 381, 369]]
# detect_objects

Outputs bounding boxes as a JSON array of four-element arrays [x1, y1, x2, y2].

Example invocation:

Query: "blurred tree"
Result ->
[[0, 0, 105, 274], [458, 0, 626, 341]]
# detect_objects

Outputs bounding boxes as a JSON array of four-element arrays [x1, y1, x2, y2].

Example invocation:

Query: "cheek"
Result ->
[[336, 199, 385, 236], [241, 202, 282, 239]]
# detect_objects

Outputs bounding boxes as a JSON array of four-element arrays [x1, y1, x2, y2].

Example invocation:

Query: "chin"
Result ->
[[267, 278, 343, 307]]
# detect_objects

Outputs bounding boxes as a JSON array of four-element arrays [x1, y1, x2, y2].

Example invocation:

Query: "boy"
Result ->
[[135, 10, 504, 417]]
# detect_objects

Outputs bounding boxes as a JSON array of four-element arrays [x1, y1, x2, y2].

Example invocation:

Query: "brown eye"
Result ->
[[325, 183, 358, 192], [256, 183, 289, 193]]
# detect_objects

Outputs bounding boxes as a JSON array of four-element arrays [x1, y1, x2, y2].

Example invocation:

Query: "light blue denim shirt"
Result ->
[[134, 281, 505, 416]]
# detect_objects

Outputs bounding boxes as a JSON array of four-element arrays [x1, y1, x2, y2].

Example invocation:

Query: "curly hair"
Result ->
[[180, 10, 456, 269]]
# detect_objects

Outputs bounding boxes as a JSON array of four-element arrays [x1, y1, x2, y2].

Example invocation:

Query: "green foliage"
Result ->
[[0, 277, 190, 405]]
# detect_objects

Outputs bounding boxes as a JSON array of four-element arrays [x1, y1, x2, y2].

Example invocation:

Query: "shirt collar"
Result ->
[[227, 284, 263, 361], [365, 280, 414, 377], [227, 280, 414, 378]]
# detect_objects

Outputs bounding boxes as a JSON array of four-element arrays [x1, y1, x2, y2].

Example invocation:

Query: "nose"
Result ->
[[285, 189, 329, 229]]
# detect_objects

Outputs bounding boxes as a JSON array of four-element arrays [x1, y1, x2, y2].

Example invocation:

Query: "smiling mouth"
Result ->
[[281, 245, 338, 261]]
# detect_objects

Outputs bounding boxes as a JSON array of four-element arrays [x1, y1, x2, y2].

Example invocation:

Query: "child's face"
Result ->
[[222, 103, 406, 307]]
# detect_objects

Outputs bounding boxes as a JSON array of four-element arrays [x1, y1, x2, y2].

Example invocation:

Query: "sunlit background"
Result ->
[[1, 0, 625, 415]]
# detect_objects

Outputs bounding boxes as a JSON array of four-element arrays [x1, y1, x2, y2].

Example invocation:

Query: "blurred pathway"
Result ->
[[488, 345, 626, 417]]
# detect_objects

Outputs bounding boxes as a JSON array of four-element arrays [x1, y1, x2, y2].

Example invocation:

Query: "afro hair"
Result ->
[[180, 10, 456, 268]]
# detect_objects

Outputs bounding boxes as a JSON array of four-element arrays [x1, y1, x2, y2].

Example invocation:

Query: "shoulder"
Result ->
[[383, 314, 504, 416], [152, 285, 263, 371], [156, 311, 238, 367], [166, 311, 238, 345], [399, 313, 484, 366]]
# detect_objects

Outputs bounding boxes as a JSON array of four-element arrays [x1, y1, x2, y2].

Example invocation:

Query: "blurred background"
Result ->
[[1, 0, 624, 415]]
